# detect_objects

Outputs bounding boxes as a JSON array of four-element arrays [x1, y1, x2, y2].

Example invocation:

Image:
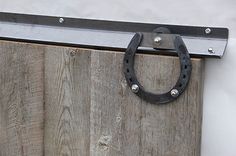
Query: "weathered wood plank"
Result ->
[[137, 55, 203, 156], [0, 41, 44, 156], [89, 50, 204, 156], [90, 51, 142, 156], [44, 47, 91, 156]]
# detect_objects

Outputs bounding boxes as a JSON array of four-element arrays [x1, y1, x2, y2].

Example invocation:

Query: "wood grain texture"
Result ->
[[44, 47, 91, 156], [90, 51, 142, 156], [0, 41, 44, 156], [0, 40, 204, 156], [89, 50, 204, 156]]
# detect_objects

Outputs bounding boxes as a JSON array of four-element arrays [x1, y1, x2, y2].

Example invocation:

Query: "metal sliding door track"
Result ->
[[0, 12, 228, 58]]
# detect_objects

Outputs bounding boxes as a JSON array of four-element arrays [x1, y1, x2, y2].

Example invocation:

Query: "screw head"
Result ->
[[131, 84, 139, 93], [154, 36, 162, 44], [59, 18, 64, 23], [205, 28, 211, 34], [170, 89, 179, 97], [208, 47, 214, 53]]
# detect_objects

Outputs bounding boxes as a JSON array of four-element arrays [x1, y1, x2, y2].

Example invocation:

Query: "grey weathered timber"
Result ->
[[0, 41, 44, 156], [89, 51, 204, 156], [0, 40, 204, 156], [44, 47, 91, 156]]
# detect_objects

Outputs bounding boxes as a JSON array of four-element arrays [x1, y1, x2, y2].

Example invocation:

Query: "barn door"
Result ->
[[0, 13, 228, 156], [0, 40, 203, 156]]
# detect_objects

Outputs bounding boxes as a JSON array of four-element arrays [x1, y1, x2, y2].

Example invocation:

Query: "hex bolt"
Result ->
[[154, 36, 162, 44], [171, 89, 179, 97], [205, 28, 211, 34], [59, 18, 64, 23], [131, 84, 139, 93], [208, 47, 214, 53]]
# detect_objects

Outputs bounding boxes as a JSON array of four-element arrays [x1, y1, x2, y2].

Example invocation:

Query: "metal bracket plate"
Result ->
[[0, 12, 229, 58]]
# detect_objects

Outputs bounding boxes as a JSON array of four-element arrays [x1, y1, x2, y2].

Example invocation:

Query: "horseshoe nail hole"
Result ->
[[183, 75, 186, 79], [184, 65, 188, 69], [129, 78, 133, 82], [127, 69, 130, 73], [126, 59, 129, 64], [179, 84, 183, 87]]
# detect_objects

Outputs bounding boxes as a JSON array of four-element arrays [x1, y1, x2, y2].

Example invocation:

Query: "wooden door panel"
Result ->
[[0, 41, 44, 156], [0, 41, 204, 156]]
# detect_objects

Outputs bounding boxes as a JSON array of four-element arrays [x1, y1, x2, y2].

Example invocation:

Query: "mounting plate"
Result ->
[[0, 12, 229, 58]]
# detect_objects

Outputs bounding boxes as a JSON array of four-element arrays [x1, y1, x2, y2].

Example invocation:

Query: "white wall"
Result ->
[[1, 0, 235, 155]]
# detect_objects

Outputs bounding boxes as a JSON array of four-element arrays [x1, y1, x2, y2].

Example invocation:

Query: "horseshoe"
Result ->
[[123, 32, 192, 104]]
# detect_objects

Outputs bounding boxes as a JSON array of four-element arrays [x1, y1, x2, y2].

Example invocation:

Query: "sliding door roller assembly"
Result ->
[[0, 12, 229, 104]]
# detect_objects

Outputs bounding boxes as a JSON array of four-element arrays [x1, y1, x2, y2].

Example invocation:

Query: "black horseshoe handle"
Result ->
[[123, 32, 192, 104]]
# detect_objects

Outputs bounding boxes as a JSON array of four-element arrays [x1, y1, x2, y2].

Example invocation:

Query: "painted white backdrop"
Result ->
[[0, 0, 235, 155]]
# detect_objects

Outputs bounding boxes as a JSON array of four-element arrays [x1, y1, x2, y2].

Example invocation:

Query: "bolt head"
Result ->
[[205, 28, 211, 34], [59, 18, 64, 23], [170, 89, 179, 97], [131, 84, 139, 93], [154, 36, 162, 44], [208, 47, 214, 53]]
